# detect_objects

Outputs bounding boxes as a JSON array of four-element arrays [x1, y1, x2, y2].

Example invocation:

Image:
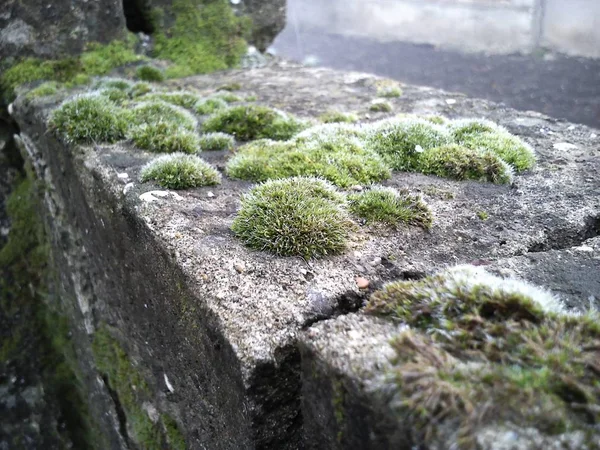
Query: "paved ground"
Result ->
[[272, 27, 600, 129]]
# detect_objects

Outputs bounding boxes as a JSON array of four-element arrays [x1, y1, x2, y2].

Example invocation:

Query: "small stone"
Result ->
[[591, 133, 597, 139], [234, 262, 245, 273], [117, 172, 129, 179], [553, 142, 578, 151], [207, 191, 215, 198], [369, 257, 382, 266], [349, 185, 363, 192], [567, 125, 576, 130], [123, 182, 134, 194], [445, 98, 456, 105], [356, 277, 370, 289]]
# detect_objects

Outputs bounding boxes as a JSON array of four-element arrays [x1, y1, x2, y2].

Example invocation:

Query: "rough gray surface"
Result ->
[[10, 61, 600, 448], [0, 0, 127, 61]]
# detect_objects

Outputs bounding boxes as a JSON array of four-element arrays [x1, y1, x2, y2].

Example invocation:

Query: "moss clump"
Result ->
[[369, 101, 393, 113], [153, 0, 249, 78], [194, 97, 228, 115], [217, 82, 242, 91], [130, 82, 154, 98], [377, 86, 402, 98], [449, 119, 536, 171], [140, 153, 220, 188], [226, 135, 390, 188], [130, 100, 197, 130], [48, 94, 130, 144], [477, 210, 489, 220], [366, 265, 599, 448], [198, 132, 235, 151], [203, 105, 307, 141], [348, 186, 432, 229], [319, 110, 359, 124], [136, 65, 166, 82], [98, 87, 129, 105], [215, 92, 242, 103], [232, 177, 352, 258], [140, 91, 202, 110], [94, 77, 133, 91], [419, 144, 514, 184], [26, 81, 60, 99], [365, 118, 451, 171], [129, 121, 200, 154]]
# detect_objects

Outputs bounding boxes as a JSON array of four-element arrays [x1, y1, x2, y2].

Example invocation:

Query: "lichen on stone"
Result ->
[[365, 265, 599, 448], [231, 177, 352, 258], [348, 186, 432, 229], [140, 153, 221, 188]]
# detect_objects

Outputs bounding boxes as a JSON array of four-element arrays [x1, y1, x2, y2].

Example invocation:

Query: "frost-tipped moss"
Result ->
[[369, 101, 393, 113], [232, 177, 351, 258], [449, 119, 536, 171], [194, 97, 228, 115], [419, 144, 514, 184], [294, 123, 367, 142], [203, 105, 307, 141], [365, 118, 451, 171], [198, 132, 234, 151], [140, 153, 220, 188], [26, 81, 60, 99], [226, 135, 390, 187], [217, 82, 242, 92], [214, 92, 242, 103], [98, 87, 129, 105], [48, 94, 130, 144], [136, 65, 165, 82], [140, 91, 202, 110], [364, 265, 600, 447], [131, 100, 197, 131], [128, 121, 200, 154], [349, 186, 432, 229], [129, 82, 153, 98], [319, 110, 359, 124]]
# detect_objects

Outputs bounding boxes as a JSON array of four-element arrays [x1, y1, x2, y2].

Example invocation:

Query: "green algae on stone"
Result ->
[[348, 186, 433, 229], [48, 94, 130, 144], [319, 110, 359, 124], [419, 144, 514, 184], [203, 105, 307, 141], [140, 153, 221, 188], [198, 132, 235, 151], [226, 135, 390, 188], [365, 265, 599, 448], [365, 118, 451, 171], [135, 65, 166, 82], [232, 177, 352, 258]]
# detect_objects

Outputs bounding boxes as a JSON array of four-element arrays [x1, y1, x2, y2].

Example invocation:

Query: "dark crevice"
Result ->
[[102, 375, 130, 447], [527, 214, 600, 253], [122, 0, 155, 34]]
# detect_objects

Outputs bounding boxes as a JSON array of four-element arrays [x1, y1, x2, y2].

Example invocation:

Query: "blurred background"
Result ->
[[271, 0, 600, 128]]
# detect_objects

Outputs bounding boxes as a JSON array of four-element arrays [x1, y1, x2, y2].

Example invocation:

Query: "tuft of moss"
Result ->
[[198, 132, 235, 151], [365, 118, 451, 171], [203, 105, 307, 141], [26, 81, 60, 99], [136, 65, 166, 82], [129, 121, 200, 154], [319, 110, 359, 124], [215, 92, 242, 103], [245, 95, 257, 102], [140, 153, 220, 188], [377, 86, 402, 98], [449, 119, 536, 171], [140, 91, 202, 110], [365, 265, 599, 448], [94, 77, 133, 91], [48, 94, 130, 144], [419, 144, 514, 184], [153, 0, 249, 78], [194, 97, 228, 115], [369, 101, 393, 113], [98, 87, 129, 105], [226, 135, 391, 187], [217, 82, 242, 91], [232, 177, 352, 258], [130, 100, 197, 131], [477, 210, 489, 220], [348, 186, 432, 229], [129, 82, 154, 98]]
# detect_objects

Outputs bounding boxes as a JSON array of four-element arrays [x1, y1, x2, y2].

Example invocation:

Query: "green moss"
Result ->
[[162, 415, 186, 450], [79, 40, 143, 76], [198, 132, 235, 151], [365, 118, 451, 171], [245, 95, 257, 102], [135, 65, 166, 82], [226, 135, 390, 188], [129, 121, 200, 154], [98, 88, 129, 105], [232, 177, 352, 258], [140, 91, 202, 110], [477, 210, 489, 220], [419, 144, 514, 184], [217, 82, 242, 91], [332, 379, 345, 443], [369, 101, 393, 113], [366, 265, 598, 447], [26, 81, 60, 99], [131, 100, 197, 130], [94, 77, 134, 91], [194, 97, 228, 115], [140, 153, 221, 188], [449, 119, 536, 171], [377, 86, 402, 98], [214, 92, 242, 103], [130, 82, 154, 98], [319, 110, 359, 124], [152, 0, 249, 77], [203, 105, 307, 141], [348, 186, 432, 229], [48, 94, 130, 144]]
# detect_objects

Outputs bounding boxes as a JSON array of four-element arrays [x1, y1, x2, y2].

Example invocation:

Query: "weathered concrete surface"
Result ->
[[0, 0, 127, 61], [10, 60, 600, 448]]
